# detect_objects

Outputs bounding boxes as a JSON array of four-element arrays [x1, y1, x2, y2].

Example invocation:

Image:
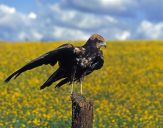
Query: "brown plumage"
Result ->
[[4, 34, 106, 94]]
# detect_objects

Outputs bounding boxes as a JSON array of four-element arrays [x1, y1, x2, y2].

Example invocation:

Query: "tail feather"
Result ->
[[55, 78, 69, 88], [40, 68, 64, 90]]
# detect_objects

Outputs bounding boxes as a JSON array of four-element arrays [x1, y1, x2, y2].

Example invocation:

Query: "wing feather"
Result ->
[[4, 44, 73, 82], [80, 50, 104, 77]]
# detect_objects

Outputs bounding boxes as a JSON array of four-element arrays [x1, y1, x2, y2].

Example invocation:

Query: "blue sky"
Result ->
[[0, 0, 163, 41], [0, 0, 37, 13]]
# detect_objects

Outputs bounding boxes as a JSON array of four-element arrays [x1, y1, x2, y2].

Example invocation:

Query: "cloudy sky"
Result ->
[[0, 0, 163, 41]]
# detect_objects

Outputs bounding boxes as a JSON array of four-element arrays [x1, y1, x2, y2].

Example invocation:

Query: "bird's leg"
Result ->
[[71, 66, 76, 94], [71, 82, 73, 94], [79, 77, 84, 94], [80, 81, 82, 94]]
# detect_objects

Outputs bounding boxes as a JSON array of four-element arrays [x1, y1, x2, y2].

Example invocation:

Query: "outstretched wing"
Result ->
[[4, 44, 73, 82]]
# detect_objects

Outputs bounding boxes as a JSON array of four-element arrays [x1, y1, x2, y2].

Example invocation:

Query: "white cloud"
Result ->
[[18, 32, 27, 40], [35, 3, 119, 40], [0, 4, 42, 41], [52, 26, 89, 40], [61, 0, 137, 16], [0, 4, 16, 14], [0, 3, 133, 41], [49, 3, 117, 30], [31, 30, 43, 40], [100, 0, 134, 8], [18, 30, 43, 40], [138, 20, 163, 39], [115, 31, 131, 40], [28, 12, 37, 19]]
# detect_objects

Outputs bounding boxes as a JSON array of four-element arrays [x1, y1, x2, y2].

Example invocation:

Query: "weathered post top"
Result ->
[[71, 93, 93, 128]]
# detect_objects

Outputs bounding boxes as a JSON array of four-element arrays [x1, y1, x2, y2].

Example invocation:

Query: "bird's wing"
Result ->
[[91, 50, 104, 70], [4, 44, 74, 82], [83, 50, 104, 76]]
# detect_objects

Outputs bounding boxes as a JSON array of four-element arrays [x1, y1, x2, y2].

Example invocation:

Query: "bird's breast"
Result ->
[[76, 56, 93, 68]]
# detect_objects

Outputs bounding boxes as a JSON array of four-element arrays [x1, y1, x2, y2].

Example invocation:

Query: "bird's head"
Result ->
[[84, 34, 106, 49]]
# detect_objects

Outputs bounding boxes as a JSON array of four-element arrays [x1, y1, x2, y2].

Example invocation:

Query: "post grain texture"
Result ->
[[71, 93, 93, 128]]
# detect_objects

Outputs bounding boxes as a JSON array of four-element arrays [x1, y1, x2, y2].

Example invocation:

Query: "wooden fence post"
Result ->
[[71, 93, 93, 128]]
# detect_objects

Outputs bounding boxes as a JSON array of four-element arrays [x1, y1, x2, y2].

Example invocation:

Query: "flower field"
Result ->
[[0, 41, 162, 127]]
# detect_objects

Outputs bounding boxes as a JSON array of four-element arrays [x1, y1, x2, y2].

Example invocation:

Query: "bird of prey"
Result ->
[[4, 34, 106, 94]]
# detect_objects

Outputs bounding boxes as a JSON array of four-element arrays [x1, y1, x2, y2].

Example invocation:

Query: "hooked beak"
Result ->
[[99, 42, 106, 48]]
